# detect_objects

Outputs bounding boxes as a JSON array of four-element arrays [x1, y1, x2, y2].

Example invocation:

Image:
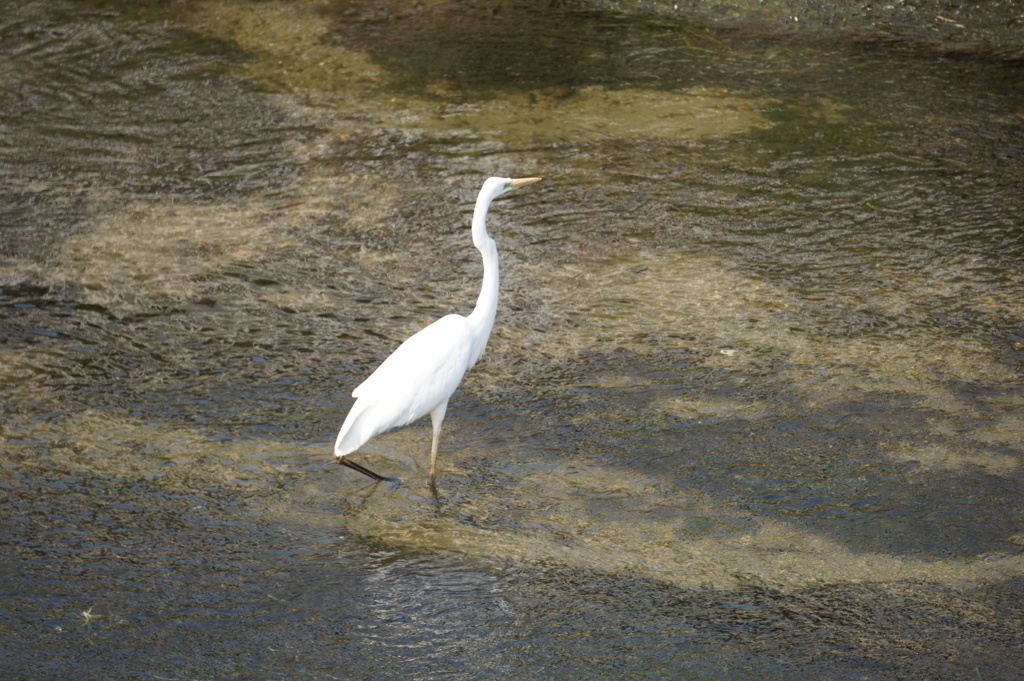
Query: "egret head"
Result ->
[[479, 176, 542, 205], [472, 176, 541, 243]]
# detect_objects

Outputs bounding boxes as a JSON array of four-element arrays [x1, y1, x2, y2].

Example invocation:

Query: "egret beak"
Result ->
[[508, 177, 542, 187]]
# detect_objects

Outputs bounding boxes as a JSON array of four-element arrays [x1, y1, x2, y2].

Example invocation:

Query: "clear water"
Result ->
[[2, 0, 1023, 678]]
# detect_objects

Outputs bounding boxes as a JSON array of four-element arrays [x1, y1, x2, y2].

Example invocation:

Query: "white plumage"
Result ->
[[334, 176, 541, 487]]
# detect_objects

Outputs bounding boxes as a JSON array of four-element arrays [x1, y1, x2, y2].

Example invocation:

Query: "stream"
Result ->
[[2, 1, 1023, 678]]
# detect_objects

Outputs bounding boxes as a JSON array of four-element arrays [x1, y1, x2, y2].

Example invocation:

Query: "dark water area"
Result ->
[[2, 0, 1023, 678]]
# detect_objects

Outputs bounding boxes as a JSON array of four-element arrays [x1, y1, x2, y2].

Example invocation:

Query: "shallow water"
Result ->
[[2, 0, 1023, 678]]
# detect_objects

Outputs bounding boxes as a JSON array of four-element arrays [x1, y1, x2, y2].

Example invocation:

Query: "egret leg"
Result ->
[[429, 400, 449, 486], [429, 429, 439, 481], [338, 456, 398, 484]]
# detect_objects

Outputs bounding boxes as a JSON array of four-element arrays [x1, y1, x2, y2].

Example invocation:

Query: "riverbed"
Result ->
[[2, 1, 1022, 678]]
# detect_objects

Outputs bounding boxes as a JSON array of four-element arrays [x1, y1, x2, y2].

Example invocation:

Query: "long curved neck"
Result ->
[[466, 190, 500, 367]]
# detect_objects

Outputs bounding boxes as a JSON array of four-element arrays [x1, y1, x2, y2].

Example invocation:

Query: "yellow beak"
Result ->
[[509, 177, 542, 187]]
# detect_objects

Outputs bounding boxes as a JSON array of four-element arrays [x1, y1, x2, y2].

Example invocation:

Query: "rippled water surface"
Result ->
[[2, 0, 1023, 678]]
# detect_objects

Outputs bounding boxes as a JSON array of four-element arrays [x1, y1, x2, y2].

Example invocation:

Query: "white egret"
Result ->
[[334, 176, 542, 487]]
